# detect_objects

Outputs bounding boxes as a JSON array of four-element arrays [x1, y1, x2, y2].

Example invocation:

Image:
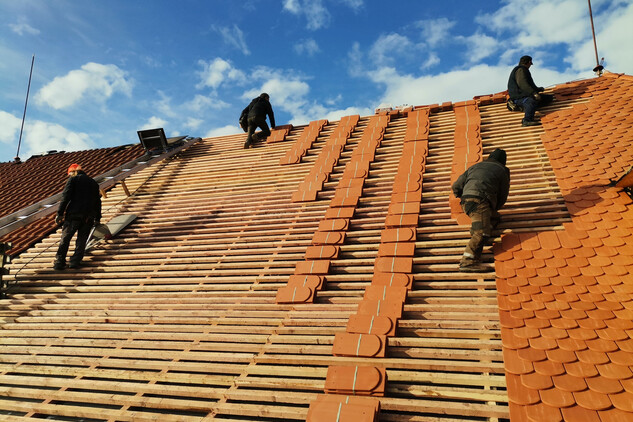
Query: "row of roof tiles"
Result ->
[[495, 72, 633, 422]]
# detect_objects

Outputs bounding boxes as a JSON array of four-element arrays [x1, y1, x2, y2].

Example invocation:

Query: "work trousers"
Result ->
[[55, 217, 92, 265], [460, 198, 498, 266], [246, 115, 271, 144], [515, 93, 554, 121]]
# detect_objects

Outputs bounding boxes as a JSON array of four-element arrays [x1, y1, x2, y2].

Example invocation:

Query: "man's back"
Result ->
[[60, 171, 101, 218], [452, 158, 510, 211]]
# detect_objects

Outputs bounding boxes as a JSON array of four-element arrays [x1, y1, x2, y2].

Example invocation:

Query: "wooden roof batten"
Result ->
[[0, 74, 631, 421]]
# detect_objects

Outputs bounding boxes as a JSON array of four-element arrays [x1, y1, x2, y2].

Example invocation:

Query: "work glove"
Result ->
[[533, 93, 541, 101], [94, 219, 101, 227], [55, 215, 63, 226], [537, 86, 545, 92]]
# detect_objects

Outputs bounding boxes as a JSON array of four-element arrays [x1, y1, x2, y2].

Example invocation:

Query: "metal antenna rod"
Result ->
[[587, 0, 603, 74], [16, 54, 35, 162]]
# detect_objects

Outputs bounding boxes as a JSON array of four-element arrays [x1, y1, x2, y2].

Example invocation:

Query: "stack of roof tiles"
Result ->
[[0, 73, 631, 422]]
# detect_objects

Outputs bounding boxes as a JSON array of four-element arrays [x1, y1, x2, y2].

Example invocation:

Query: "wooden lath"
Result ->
[[0, 90, 586, 421]]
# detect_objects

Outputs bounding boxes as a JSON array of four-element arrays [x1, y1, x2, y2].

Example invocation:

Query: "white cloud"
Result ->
[[9, 21, 40, 36], [0, 111, 21, 145], [243, 67, 311, 117], [204, 124, 240, 138], [325, 94, 343, 106], [415, 18, 456, 48], [294, 39, 320, 56], [35, 62, 132, 110], [460, 32, 500, 63], [0, 111, 94, 159], [184, 117, 203, 130], [476, 0, 633, 74], [197, 58, 245, 90], [480, 0, 587, 47], [213, 24, 250, 55], [341, 0, 364, 11], [347, 42, 365, 77], [282, 0, 300, 13], [421, 52, 440, 70], [153, 91, 176, 118], [370, 33, 414, 66], [22, 121, 93, 157], [282, 0, 330, 30], [187, 94, 213, 112], [139, 116, 168, 131]]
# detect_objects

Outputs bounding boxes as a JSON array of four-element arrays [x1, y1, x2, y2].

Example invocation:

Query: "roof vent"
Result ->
[[137, 128, 188, 155]]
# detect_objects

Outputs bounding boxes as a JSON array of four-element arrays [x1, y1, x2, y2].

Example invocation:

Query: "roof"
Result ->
[[0, 144, 146, 256], [0, 72, 632, 421]]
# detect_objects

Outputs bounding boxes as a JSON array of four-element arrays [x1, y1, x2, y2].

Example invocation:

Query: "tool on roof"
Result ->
[[86, 214, 136, 250]]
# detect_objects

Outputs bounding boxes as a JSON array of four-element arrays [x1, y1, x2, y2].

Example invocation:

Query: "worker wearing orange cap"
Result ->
[[53, 164, 101, 270]]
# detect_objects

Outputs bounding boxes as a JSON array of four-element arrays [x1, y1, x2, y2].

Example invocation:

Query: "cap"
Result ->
[[519, 55, 533, 65], [488, 149, 507, 165], [260, 92, 269, 100], [67, 163, 82, 175]]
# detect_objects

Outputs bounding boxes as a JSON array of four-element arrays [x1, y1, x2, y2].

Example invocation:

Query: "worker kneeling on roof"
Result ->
[[240, 92, 276, 149], [53, 164, 101, 270], [452, 149, 510, 273], [506, 55, 554, 127]]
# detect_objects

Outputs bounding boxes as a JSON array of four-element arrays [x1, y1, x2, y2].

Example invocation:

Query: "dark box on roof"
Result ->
[[138, 128, 169, 152]]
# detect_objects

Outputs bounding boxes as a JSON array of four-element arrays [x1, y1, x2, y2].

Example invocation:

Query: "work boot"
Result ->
[[243, 139, 252, 149], [522, 119, 541, 127], [69, 260, 81, 269], [459, 262, 494, 273], [53, 259, 66, 270], [506, 99, 519, 112]]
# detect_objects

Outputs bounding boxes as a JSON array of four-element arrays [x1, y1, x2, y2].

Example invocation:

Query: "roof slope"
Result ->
[[0, 73, 631, 421], [0, 144, 146, 256]]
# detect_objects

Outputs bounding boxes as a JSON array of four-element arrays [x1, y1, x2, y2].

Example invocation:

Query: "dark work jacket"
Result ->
[[507, 65, 540, 99], [240, 97, 275, 128], [452, 159, 510, 211], [57, 170, 102, 221]]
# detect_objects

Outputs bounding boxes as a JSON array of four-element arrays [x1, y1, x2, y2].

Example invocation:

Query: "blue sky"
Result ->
[[1, 0, 632, 163]]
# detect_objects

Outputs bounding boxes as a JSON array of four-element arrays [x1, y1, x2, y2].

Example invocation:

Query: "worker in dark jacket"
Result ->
[[452, 149, 510, 272], [507, 55, 554, 126], [240, 93, 276, 149], [53, 164, 101, 270]]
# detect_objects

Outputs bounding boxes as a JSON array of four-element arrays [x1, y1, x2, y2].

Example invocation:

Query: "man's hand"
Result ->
[[537, 86, 545, 92], [533, 93, 541, 101], [55, 215, 63, 226]]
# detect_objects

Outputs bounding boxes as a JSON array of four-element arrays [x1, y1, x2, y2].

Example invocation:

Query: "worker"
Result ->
[[452, 149, 510, 273], [53, 164, 101, 270], [240, 93, 276, 149], [507, 55, 554, 126]]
